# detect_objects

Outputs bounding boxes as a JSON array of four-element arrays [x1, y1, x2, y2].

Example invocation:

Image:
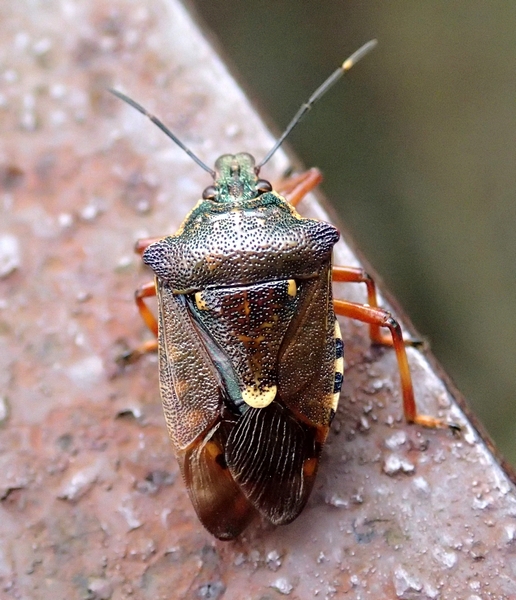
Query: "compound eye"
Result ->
[[202, 185, 218, 200], [256, 179, 272, 193]]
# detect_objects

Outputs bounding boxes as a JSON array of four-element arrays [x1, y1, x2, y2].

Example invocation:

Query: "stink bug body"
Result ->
[[112, 40, 452, 540]]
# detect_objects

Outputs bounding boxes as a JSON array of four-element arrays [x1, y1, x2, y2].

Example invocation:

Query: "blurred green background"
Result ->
[[190, 1, 516, 464]]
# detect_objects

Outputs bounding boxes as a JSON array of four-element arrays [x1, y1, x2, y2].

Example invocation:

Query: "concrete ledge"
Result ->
[[1, 0, 515, 597]]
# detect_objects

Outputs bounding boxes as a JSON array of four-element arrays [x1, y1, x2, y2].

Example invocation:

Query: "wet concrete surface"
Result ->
[[1, 1, 516, 598]]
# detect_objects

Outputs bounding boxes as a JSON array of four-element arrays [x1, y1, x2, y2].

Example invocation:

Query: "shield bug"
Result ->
[[112, 40, 454, 540]]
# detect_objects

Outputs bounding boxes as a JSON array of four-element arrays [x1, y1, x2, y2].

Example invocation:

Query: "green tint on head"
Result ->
[[213, 153, 259, 202]]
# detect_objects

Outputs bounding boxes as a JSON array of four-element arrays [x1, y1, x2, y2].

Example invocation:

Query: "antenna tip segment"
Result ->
[[342, 39, 378, 71]]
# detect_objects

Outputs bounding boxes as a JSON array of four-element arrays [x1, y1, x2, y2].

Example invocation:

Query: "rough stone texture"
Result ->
[[1, 1, 515, 598]]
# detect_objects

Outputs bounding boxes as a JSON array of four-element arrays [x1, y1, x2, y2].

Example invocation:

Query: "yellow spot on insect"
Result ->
[[205, 441, 221, 460], [242, 294, 251, 316], [242, 384, 277, 408], [287, 279, 297, 297], [334, 324, 344, 375], [332, 319, 344, 410], [335, 357, 344, 377], [238, 334, 265, 347], [204, 254, 224, 271], [303, 457, 318, 478], [195, 292, 209, 311]]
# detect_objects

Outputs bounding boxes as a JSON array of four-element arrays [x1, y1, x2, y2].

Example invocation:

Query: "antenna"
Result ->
[[256, 39, 378, 171], [109, 89, 216, 178]]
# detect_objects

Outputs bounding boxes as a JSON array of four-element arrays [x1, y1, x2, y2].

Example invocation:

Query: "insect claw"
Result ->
[[115, 347, 141, 366], [407, 337, 428, 350], [411, 414, 462, 434], [448, 422, 462, 436], [117, 338, 159, 366]]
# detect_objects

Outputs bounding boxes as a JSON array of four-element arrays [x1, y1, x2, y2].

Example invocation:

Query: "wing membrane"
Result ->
[[180, 419, 257, 540], [226, 402, 318, 525]]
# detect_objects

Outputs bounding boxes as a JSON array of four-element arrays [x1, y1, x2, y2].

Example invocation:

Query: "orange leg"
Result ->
[[119, 238, 163, 363], [334, 299, 451, 429], [135, 237, 163, 256], [135, 280, 158, 337], [276, 168, 323, 207], [332, 265, 422, 347], [120, 281, 158, 362]]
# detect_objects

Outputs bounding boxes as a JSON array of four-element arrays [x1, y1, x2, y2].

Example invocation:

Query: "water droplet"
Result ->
[[385, 431, 407, 450], [197, 581, 225, 599], [225, 124, 240, 138], [351, 489, 364, 504], [412, 476, 431, 497], [463, 428, 476, 445], [271, 577, 293, 595], [358, 416, 370, 432], [80, 203, 101, 221], [87, 577, 113, 600], [14, 32, 30, 51], [3, 70, 18, 83], [326, 494, 348, 509], [0, 235, 21, 278], [58, 212, 74, 228], [383, 454, 415, 476], [66, 355, 104, 387], [0, 396, 8, 423], [32, 38, 52, 56], [266, 549, 282, 571], [432, 546, 457, 569], [57, 456, 106, 501], [50, 83, 67, 99], [118, 497, 142, 531], [393, 566, 422, 597], [472, 495, 492, 510], [233, 553, 246, 567], [363, 401, 373, 414], [502, 523, 516, 546]]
